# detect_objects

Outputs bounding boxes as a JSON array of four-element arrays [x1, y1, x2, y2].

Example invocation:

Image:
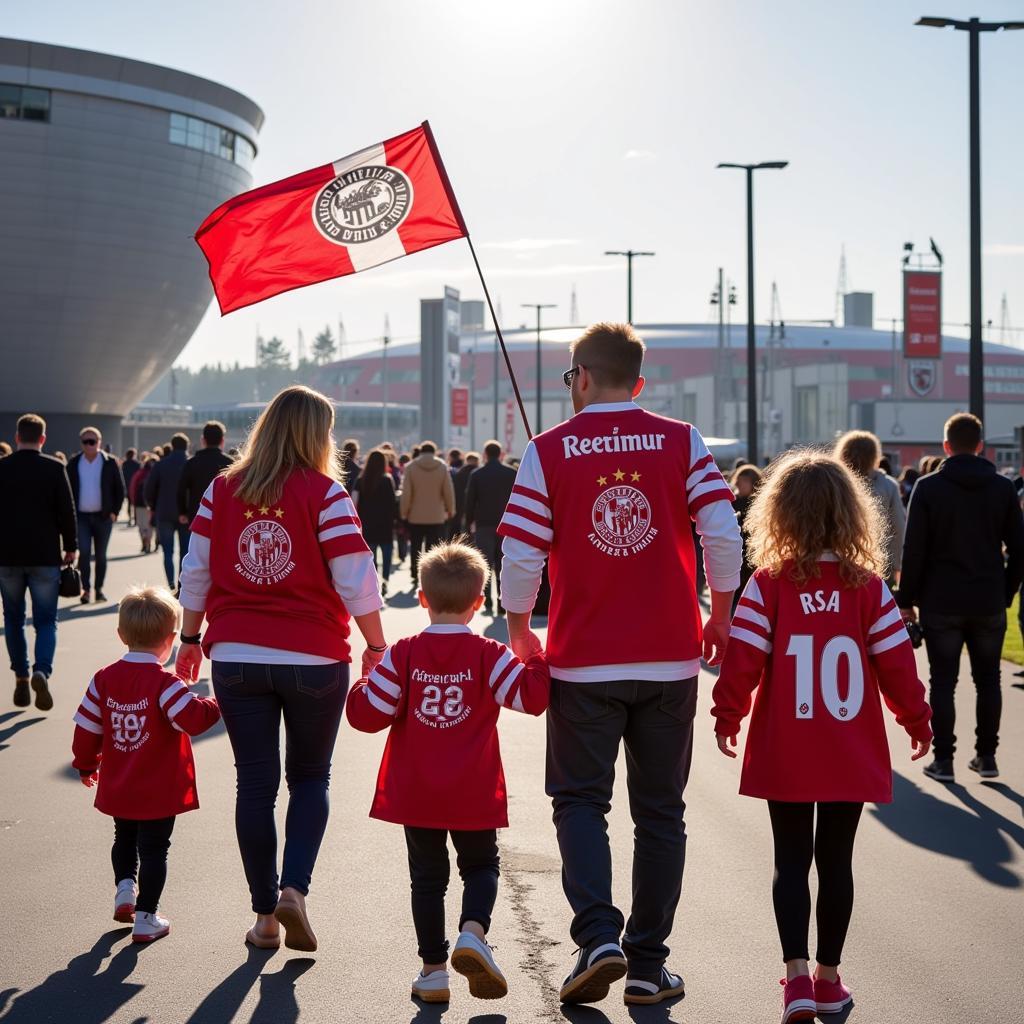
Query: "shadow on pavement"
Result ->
[[183, 945, 277, 1024], [870, 772, 1020, 887], [0, 713, 45, 752], [560, 1005, 613, 1024], [625, 993, 687, 1023], [248, 957, 315, 1024], [483, 619, 509, 643], [388, 590, 420, 609], [983, 781, 1024, 819], [0, 928, 141, 1023], [409, 999, 447, 1023], [57, 603, 119, 623]]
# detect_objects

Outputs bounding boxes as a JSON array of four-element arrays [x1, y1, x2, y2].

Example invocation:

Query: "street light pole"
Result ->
[[716, 161, 788, 466], [522, 303, 556, 433], [604, 250, 655, 323], [916, 15, 1024, 423]]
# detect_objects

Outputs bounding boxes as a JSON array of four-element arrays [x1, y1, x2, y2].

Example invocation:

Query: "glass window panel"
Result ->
[[169, 112, 187, 132], [19, 87, 49, 121], [0, 84, 21, 119], [234, 135, 255, 170], [219, 127, 234, 161], [169, 125, 187, 145]]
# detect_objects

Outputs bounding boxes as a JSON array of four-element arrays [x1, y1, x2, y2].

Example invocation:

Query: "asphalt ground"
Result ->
[[1, 522, 1022, 1023]]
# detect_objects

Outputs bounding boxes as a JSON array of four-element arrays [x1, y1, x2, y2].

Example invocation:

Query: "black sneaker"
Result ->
[[623, 967, 685, 1006], [13, 677, 30, 707], [923, 758, 955, 782], [968, 755, 999, 778], [559, 940, 628, 1005], [80, 590, 91, 605], [95, 590, 107, 602], [30, 671, 53, 712]]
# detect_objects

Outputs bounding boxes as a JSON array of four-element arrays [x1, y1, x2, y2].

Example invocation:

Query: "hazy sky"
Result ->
[[7, 1, 1024, 368]]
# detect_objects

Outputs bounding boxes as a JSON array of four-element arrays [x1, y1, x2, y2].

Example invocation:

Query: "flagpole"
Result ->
[[465, 236, 533, 441]]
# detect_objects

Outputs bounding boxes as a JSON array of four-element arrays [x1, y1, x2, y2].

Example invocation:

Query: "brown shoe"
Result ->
[[31, 671, 53, 712], [274, 888, 317, 952], [13, 677, 30, 707]]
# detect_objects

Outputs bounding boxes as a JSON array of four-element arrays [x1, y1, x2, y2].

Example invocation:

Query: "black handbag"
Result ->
[[59, 564, 82, 598]]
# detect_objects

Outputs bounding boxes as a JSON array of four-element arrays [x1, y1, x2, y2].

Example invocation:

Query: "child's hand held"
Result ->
[[80, 770, 98, 788], [910, 737, 931, 761], [716, 732, 738, 758]]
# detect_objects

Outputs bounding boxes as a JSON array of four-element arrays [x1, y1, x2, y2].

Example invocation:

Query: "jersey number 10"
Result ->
[[786, 635, 864, 722]]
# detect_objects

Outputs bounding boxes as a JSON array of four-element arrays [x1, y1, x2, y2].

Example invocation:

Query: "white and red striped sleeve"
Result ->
[[72, 675, 104, 773], [867, 580, 932, 743], [711, 575, 774, 737], [190, 480, 216, 538], [318, 481, 370, 559], [158, 676, 221, 736], [688, 427, 742, 592], [346, 646, 404, 732], [497, 442, 552, 553], [179, 481, 216, 612], [486, 643, 550, 716]]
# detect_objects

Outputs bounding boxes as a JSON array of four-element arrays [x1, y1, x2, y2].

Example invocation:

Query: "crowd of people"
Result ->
[[2, 320, 1022, 1022]]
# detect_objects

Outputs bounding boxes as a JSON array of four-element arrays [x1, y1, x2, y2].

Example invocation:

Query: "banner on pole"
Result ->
[[903, 270, 942, 359], [196, 122, 467, 314], [450, 386, 469, 427]]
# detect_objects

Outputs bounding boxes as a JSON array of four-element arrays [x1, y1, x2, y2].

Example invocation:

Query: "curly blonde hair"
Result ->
[[744, 449, 886, 587]]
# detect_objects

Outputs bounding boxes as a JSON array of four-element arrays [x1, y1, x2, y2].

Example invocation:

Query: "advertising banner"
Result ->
[[450, 386, 469, 427], [903, 270, 942, 359]]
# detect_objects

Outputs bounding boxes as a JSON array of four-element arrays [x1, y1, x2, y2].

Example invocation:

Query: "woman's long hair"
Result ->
[[356, 448, 388, 508], [744, 449, 886, 587], [224, 386, 341, 508]]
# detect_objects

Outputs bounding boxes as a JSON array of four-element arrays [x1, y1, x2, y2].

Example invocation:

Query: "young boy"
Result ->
[[347, 541, 549, 1003], [72, 586, 220, 943]]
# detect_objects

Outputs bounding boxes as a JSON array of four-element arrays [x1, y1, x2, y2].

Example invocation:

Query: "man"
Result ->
[[177, 420, 233, 526], [120, 448, 141, 526], [452, 450, 480, 538], [69, 426, 125, 604], [399, 440, 455, 587], [899, 413, 1024, 782], [342, 438, 361, 491], [465, 443, 515, 615], [499, 322, 741, 1006], [145, 432, 191, 588], [0, 414, 77, 709]]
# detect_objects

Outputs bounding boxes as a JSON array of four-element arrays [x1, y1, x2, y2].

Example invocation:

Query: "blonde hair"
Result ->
[[118, 586, 179, 648], [225, 386, 341, 508], [834, 430, 881, 479], [419, 540, 488, 614], [744, 449, 886, 587]]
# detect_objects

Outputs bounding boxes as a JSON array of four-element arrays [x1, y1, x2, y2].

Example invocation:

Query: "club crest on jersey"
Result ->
[[236, 521, 296, 585], [589, 485, 657, 556], [312, 165, 413, 245]]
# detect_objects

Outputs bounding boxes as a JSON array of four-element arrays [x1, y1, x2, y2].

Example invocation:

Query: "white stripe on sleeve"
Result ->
[[159, 681, 186, 708], [729, 625, 773, 653], [488, 649, 514, 688], [80, 694, 102, 717], [494, 662, 524, 705], [87, 677, 100, 700], [366, 688, 398, 716], [745, 577, 764, 606], [869, 606, 903, 635], [500, 512, 554, 543], [369, 671, 401, 699], [319, 523, 361, 542], [733, 604, 772, 632], [74, 711, 103, 734], [166, 693, 194, 719], [868, 630, 909, 656]]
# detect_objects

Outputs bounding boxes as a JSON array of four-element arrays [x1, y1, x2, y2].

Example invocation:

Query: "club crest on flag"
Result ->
[[313, 165, 413, 245]]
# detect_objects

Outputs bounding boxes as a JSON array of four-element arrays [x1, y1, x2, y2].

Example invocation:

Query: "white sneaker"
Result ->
[[132, 910, 171, 944], [411, 969, 450, 1003], [114, 879, 137, 923], [451, 931, 508, 999]]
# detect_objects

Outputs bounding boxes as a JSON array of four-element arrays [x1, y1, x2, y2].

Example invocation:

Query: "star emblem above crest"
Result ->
[[244, 509, 254, 520], [613, 469, 626, 482]]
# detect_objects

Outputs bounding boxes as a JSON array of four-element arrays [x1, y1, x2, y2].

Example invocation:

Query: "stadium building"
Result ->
[[0, 38, 262, 450]]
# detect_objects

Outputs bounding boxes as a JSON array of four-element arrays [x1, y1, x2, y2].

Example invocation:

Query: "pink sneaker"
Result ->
[[780, 976, 817, 1023], [814, 974, 853, 1014]]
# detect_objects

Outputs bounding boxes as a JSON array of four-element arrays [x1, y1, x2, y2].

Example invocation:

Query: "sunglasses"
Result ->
[[81, 438, 98, 446], [562, 365, 584, 389]]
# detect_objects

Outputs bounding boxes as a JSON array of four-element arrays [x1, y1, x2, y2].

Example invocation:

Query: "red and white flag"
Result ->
[[195, 122, 467, 314]]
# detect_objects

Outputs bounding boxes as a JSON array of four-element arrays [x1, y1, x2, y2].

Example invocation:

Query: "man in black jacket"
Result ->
[[465, 441, 517, 615], [69, 426, 125, 604], [899, 413, 1024, 782], [145, 433, 190, 588], [452, 451, 480, 537], [0, 414, 77, 709], [177, 421, 233, 525], [120, 448, 141, 526]]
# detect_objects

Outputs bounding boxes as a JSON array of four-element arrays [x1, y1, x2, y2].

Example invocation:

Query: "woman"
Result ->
[[176, 386, 387, 952], [731, 463, 764, 607], [131, 454, 155, 553], [897, 466, 920, 508], [835, 430, 905, 588], [353, 448, 398, 597]]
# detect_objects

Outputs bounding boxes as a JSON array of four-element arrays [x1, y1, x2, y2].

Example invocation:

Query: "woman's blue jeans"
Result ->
[[212, 660, 349, 914]]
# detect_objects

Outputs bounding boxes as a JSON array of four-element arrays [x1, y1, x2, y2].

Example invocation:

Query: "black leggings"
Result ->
[[111, 816, 176, 914], [767, 801, 863, 966], [404, 827, 500, 964]]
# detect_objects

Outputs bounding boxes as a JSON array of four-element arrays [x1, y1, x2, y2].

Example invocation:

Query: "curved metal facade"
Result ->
[[0, 38, 263, 449]]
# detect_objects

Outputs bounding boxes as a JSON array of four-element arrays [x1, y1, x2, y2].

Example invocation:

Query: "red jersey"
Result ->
[[711, 559, 932, 804], [190, 469, 370, 662], [346, 625, 550, 830], [498, 405, 737, 678], [72, 654, 221, 819]]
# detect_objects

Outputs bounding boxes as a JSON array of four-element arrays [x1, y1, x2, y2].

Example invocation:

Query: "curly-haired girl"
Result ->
[[710, 450, 932, 1024]]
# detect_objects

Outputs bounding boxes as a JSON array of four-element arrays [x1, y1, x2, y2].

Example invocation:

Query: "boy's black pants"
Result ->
[[404, 826, 500, 964], [111, 816, 176, 914]]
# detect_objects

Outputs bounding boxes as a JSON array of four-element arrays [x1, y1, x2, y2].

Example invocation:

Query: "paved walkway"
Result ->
[[1, 522, 1022, 1023]]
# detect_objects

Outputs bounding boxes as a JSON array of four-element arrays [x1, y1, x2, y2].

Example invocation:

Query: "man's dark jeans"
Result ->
[[0, 565, 60, 677], [921, 610, 1006, 760], [408, 524, 444, 584], [157, 521, 190, 588], [77, 511, 113, 591], [212, 661, 349, 914], [546, 677, 697, 978]]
